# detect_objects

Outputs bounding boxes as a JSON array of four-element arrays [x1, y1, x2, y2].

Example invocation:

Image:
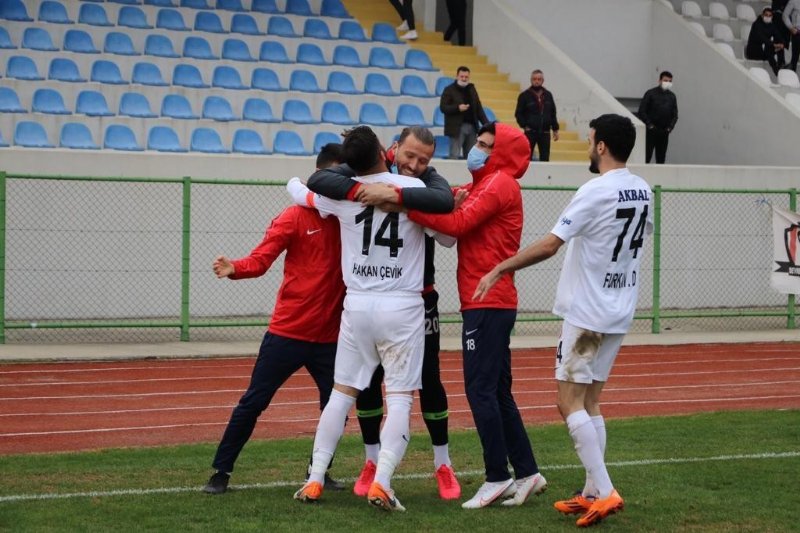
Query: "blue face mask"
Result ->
[[390, 163, 398, 174], [466, 146, 489, 171]]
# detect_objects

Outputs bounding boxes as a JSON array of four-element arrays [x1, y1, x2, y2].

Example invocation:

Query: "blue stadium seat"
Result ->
[[232, 129, 270, 154], [327, 71, 360, 94], [60, 123, 99, 150], [2, 0, 32, 21], [368, 47, 399, 69], [64, 30, 100, 54], [372, 23, 401, 44], [212, 65, 246, 89], [273, 130, 309, 155], [433, 107, 444, 127], [38, 1, 73, 24], [195, 11, 226, 33], [48, 58, 86, 82], [231, 14, 260, 35], [120, 92, 157, 117], [267, 16, 297, 38], [0, 27, 15, 49], [111, 0, 143, 5], [433, 135, 449, 159], [338, 20, 368, 41], [76, 90, 114, 116], [119, 6, 152, 28], [314, 132, 340, 153], [397, 103, 432, 127], [222, 39, 255, 61], [161, 94, 198, 119], [321, 101, 355, 125], [252, 0, 278, 13], [400, 75, 433, 97], [242, 98, 279, 122], [332, 45, 363, 68], [6, 56, 43, 80], [104, 125, 143, 151], [250, 68, 285, 91], [145, 34, 179, 57], [0, 88, 25, 113], [191, 128, 229, 153], [91, 60, 127, 84], [32, 88, 71, 115], [435, 76, 451, 96], [359, 103, 392, 126], [0, 130, 8, 148], [104, 32, 140, 56], [321, 0, 350, 18], [132, 62, 167, 86], [145, 0, 176, 6], [15, 121, 53, 148], [147, 126, 187, 152], [156, 9, 189, 30], [404, 49, 436, 71], [202, 95, 236, 121], [304, 19, 333, 39], [282, 99, 318, 124], [181, 0, 210, 8], [172, 63, 208, 87], [286, 0, 312, 15], [22, 28, 58, 51], [364, 73, 397, 96], [217, 0, 244, 11], [183, 36, 218, 59], [259, 41, 291, 63], [289, 70, 322, 92], [484, 106, 497, 122], [78, 3, 113, 26], [296, 43, 328, 65]]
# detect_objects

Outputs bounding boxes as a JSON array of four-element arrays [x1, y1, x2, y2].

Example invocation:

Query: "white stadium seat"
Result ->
[[681, 1, 703, 18], [748, 66, 773, 86], [778, 69, 800, 89], [688, 21, 707, 36], [709, 2, 730, 19], [712, 23, 735, 42], [740, 23, 751, 41], [785, 92, 800, 113], [715, 42, 735, 58], [735, 4, 756, 22]]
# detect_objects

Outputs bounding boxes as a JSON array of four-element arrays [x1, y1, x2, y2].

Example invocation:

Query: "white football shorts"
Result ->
[[555, 320, 625, 384]]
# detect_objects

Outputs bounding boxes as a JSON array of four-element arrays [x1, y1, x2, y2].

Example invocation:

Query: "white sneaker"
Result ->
[[461, 479, 516, 509], [501, 473, 547, 506], [400, 30, 418, 40], [396, 20, 409, 31]]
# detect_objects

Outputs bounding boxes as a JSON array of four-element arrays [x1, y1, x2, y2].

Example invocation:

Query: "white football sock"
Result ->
[[582, 415, 606, 498], [374, 393, 413, 489], [433, 444, 451, 469], [566, 410, 613, 498], [364, 443, 380, 464], [308, 389, 354, 484]]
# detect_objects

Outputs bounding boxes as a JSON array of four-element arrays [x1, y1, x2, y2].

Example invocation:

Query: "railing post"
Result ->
[[651, 185, 662, 334], [180, 176, 191, 341], [0, 172, 6, 344], [789, 188, 797, 330]]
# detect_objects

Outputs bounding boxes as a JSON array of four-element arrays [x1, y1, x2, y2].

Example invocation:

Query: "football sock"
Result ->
[[374, 393, 413, 489], [582, 415, 607, 497], [566, 409, 614, 498], [364, 443, 380, 464], [433, 444, 451, 469], [309, 389, 355, 484]]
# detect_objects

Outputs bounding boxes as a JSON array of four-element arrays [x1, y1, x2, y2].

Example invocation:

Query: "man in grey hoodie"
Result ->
[[783, 0, 800, 71]]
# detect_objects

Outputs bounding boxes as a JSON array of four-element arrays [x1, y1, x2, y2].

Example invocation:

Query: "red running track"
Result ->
[[0, 342, 798, 455]]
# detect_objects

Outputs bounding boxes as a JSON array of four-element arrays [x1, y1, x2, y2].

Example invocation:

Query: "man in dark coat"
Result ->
[[637, 71, 678, 164], [439, 66, 489, 159], [515, 69, 560, 161], [746, 6, 786, 75]]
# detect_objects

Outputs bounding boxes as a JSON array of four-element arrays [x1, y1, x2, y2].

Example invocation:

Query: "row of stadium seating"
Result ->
[[677, 0, 764, 21]]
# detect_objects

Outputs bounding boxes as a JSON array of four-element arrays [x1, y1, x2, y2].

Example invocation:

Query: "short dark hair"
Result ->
[[477, 121, 497, 137], [397, 126, 435, 147], [531, 69, 543, 76], [315, 142, 342, 169], [762, 6, 773, 14], [589, 114, 636, 163], [341, 126, 381, 173], [456, 66, 470, 74], [659, 71, 673, 80]]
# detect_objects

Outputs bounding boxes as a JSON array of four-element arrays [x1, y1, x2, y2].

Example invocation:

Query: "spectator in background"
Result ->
[[637, 71, 678, 164], [440, 66, 489, 159], [444, 0, 467, 46], [389, 0, 418, 40], [746, 7, 786, 75], [783, 0, 800, 71], [515, 69, 560, 161], [773, 0, 791, 46]]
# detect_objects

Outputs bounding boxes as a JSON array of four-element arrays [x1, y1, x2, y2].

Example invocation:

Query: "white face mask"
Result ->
[[661, 81, 673, 90], [763, 16, 772, 23], [456, 80, 469, 87]]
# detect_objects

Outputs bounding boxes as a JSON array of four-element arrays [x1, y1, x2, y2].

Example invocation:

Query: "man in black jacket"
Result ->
[[439, 66, 489, 159], [514, 69, 559, 161], [746, 7, 786, 75], [637, 71, 678, 164]]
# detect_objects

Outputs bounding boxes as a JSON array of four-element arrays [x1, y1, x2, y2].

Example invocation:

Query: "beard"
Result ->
[[589, 152, 600, 174]]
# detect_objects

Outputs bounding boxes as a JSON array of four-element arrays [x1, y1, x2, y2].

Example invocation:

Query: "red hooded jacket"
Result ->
[[408, 123, 531, 311]]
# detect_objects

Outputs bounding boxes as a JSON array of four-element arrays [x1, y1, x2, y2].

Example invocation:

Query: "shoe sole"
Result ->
[[577, 501, 624, 527], [368, 496, 404, 512], [500, 480, 547, 507]]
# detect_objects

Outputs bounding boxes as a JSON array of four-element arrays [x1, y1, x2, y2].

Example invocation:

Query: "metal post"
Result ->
[[180, 176, 191, 341], [789, 188, 797, 330], [651, 185, 662, 334], [0, 172, 6, 344]]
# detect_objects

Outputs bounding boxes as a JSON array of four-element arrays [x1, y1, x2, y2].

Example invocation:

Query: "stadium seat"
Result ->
[[778, 70, 800, 89], [715, 42, 735, 59], [289, 70, 322, 92], [111, 0, 144, 5], [105, 32, 140, 56], [712, 23, 734, 42], [0, 130, 7, 147], [64, 30, 100, 54], [740, 23, 751, 41], [6, 56, 44, 80], [708, 2, 729, 19], [120, 92, 157, 118], [680, 1, 702, 18], [212, 65, 247, 89], [259, 41, 292, 63], [688, 21, 706, 36], [132, 62, 168, 86], [333, 45, 364, 67], [195, 11, 227, 33], [232, 129, 269, 154], [242, 98, 279, 122], [119, 6, 152, 28], [435, 76, 452, 96], [91, 60, 127, 84], [404, 49, 436, 71], [217, 0, 245, 11], [303, 19, 333, 39], [400, 75, 433, 97], [145, 34, 179, 57], [286, 0, 312, 15], [38, 1, 73, 23], [104, 124, 143, 151], [172, 63, 209, 87], [22, 28, 58, 51], [32, 88, 71, 115], [364, 73, 397, 96], [0, 27, 15, 49], [321, 0, 349, 18], [433, 135, 449, 158], [748, 66, 773, 86], [282, 99, 318, 123], [76, 90, 114, 116], [484, 106, 497, 122], [60, 123, 99, 150], [251, 67, 285, 91], [181, 0, 210, 8], [785, 92, 800, 113], [145, 0, 176, 6], [191, 128, 229, 153], [0, 87, 25, 113], [296, 43, 328, 65], [273, 130, 309, 155], [368, 47, 400, 69], [371, 23, 401, 44], [202, 95, 237, 121], [231, 14, 261, 35], [396, 104, 431, 127], [1, 0, 33, 21], [222, 38, 255, 61], [338, 20, 368, 41], [252, 0, 279, 13], [267, 16, 298, 38], [78, 3, 113, 26], [48, 58, 86, 82], [156, 9, 189, 30], [327, 71, 361, 94], [736, 4, 756, 22], [321, 101, 355, 125], [359, 103, 392, 126], [147, 126, 187, 152], [161, 94, 198, 119], [313, 131, 340, 153], [183, 36, 218, 59], [15, 121, 53, 148], [433, 107, 444, 127]]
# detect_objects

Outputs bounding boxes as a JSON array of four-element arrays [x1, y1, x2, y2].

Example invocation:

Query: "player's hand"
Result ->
[[472, 268, 501, 302], [454, 189, 469, 209], [213, 256, 235, 278], [356, 183, 399, 206]]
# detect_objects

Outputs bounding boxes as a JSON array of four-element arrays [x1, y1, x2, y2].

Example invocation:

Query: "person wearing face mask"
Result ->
[[637, 71, 678, 164], [746, 7, 786, 75], [407, 122, 548, 511], [515, 69, 560, 161], [440, 66, 490, 159], [782, 0, 800, 71]]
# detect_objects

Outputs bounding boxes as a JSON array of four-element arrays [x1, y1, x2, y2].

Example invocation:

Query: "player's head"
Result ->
[[341, 126, 386, 175], [315, 142, 343, 170], [588, 114, 636, 173], [393, 126, 435, 177]]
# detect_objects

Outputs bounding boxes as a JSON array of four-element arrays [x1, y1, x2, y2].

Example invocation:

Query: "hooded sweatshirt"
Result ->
[[408, 123, 531, 311]]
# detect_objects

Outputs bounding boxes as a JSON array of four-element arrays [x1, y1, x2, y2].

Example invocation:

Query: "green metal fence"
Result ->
[[0, 171, 795, 344]]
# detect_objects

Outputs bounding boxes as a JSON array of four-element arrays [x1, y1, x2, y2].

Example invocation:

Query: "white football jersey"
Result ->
[[551, 168, 653, 334]]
